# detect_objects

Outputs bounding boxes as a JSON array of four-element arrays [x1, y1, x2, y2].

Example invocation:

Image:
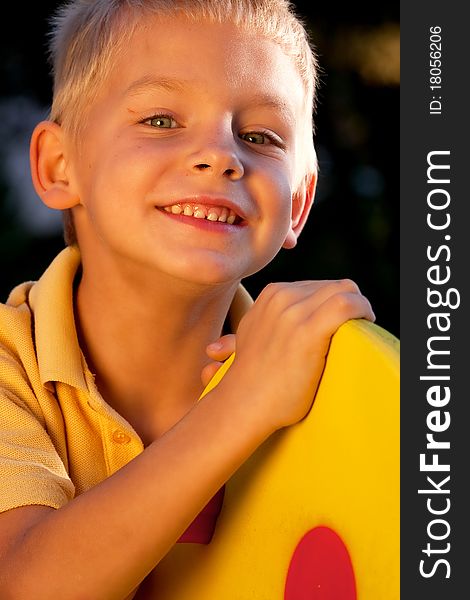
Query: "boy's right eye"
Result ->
[[143, 114, 178, 128]]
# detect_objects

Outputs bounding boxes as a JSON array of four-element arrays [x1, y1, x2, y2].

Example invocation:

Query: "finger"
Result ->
[[201, 361, 223, 387], [303, 292, 376, 345], [257, 279, 361, 314], [206, 334, 236, 360]]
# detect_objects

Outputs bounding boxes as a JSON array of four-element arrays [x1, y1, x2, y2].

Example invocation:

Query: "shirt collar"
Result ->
[[28, 246, 253, 392], [29, 245, 88, 391]]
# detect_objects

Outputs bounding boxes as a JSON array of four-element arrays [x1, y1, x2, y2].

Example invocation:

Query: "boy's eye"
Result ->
[[240, 132, 267, 144], [145, 115, 178, 128], [239, 130, 285, 149]]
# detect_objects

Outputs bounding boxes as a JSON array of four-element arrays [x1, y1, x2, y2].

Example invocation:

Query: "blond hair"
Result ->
[[47, 0, 319, 245]]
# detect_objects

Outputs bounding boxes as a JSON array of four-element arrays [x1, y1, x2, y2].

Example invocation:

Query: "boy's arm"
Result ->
[[0, 379, 273, 600], [0, 279, 373, 600]]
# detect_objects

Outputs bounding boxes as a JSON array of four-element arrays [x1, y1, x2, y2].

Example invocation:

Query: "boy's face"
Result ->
[[67, 15, 311, 286]]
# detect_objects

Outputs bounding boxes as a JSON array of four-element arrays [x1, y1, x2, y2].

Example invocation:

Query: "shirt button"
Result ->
[[112, 430, 131, 444]]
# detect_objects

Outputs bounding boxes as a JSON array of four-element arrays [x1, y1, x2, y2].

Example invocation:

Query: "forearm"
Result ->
[[2, 381, 272, 600]]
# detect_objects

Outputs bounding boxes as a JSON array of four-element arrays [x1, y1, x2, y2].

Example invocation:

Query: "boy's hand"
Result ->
[[201, 335, 236, 387], [219, 280, 375, 434]]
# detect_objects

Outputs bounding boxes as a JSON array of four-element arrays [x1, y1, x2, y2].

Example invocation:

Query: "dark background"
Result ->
[[0, 1, 399, 336]]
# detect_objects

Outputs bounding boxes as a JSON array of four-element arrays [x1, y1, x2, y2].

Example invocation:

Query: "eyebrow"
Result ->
[[123, 76, 296, 122], [244, 93, 295, 122], [123, 75, 190, 97]]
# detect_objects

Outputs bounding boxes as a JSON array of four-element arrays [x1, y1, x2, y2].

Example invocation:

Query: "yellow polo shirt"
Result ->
[[0, 246, 252, 514]]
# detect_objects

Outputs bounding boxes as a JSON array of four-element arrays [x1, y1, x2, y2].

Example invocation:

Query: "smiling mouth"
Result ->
[[159, 203, 242, 225]]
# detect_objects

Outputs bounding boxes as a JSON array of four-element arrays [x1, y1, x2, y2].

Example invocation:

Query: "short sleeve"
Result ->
[[0, 349, 75, 513]]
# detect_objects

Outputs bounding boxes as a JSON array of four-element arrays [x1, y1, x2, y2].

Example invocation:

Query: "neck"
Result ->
[[74, 259, 239, 443]]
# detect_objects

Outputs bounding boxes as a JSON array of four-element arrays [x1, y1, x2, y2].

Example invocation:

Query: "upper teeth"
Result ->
[[162, 204, 238, 224]]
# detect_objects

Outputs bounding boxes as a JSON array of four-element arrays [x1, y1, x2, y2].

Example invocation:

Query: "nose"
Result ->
[[186, 130, 244, 181]]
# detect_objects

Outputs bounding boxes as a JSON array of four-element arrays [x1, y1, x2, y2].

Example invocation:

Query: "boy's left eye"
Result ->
[[240, 132, 267, 144], [239, 130, 284, 148]]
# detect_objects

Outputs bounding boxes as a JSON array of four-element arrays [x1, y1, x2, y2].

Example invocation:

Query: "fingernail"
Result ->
[[207, 341, 223, 351]]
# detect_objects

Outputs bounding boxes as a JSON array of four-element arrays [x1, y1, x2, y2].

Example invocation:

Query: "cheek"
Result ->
[[247, 166, 293, 268], [91, 142, 163, 204], [256, 164, 293, 224]]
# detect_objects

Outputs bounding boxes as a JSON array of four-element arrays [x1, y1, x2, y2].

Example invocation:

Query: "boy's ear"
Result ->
[[282, 171, 317, 249], [30, 120, 80, 210]]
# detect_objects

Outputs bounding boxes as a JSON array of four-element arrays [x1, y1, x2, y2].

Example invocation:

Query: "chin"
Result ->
[[163, 252, 249, 286], [177, 267, 243, 288]]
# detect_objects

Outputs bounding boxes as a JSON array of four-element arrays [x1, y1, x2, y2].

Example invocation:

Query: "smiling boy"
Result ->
[[0, 1, 374, 598]]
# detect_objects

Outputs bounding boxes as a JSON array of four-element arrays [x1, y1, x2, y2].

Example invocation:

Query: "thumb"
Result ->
[[206, 333, 236, 361]]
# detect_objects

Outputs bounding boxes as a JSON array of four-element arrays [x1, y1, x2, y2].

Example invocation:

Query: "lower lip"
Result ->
[[156, 208, 245, 232]]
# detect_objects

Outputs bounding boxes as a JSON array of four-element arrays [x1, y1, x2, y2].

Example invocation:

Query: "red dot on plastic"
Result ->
[[284, 526, 356, 600]]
